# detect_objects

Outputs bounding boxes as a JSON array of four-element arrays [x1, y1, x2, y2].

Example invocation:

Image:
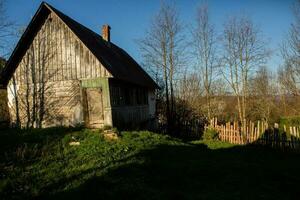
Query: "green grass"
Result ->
[[1, 128, 300, 199]]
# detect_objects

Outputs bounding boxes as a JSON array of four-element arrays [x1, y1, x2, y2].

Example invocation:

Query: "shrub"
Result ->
[[202, 129, 219, 140]]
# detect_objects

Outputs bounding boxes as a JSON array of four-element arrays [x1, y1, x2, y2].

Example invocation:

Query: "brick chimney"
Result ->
[[102, 24, 111, 42]]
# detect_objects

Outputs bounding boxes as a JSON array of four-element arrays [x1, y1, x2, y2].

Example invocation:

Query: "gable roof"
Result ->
[[0, 2, 159, 89]]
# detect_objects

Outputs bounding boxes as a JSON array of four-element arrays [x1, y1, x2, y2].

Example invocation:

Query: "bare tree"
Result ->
[[278, 63, 300, 96], [0, 0, 14, 128], [192, 3, 217, 119], [280, 0, 300, 96], [248, 66, 276, 122], [278, 65, 300, 116], [139, 2, 185, 133], [177, 71, 201, 112], [0, 0, 13, 58], [220, 15, 269, 126]]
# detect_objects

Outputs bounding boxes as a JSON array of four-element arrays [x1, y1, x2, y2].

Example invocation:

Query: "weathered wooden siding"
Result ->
[[13, 12, 111, 83], [7, 12, 112, 127], [111, 105, 149, 127], [45, 80, 83, 127]]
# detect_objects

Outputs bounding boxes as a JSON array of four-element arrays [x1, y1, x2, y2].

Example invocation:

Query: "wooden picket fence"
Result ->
[[207, 118, 300, 150]]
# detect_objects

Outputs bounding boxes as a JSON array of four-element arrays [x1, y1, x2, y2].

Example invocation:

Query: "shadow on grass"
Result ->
[[45, 143, 300, 200], [0, 127, 82, 148], [0, 127, 83, 167]]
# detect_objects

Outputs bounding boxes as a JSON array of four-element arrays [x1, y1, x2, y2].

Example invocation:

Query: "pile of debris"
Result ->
[[102, 129, 119, 140]]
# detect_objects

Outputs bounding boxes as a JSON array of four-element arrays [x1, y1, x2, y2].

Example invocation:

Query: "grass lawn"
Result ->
[[1, 128, 300, 200]]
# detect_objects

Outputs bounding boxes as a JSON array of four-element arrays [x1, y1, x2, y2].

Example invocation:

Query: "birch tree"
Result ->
[[280, 0, 300, 96], [139, 2, 185, 134], [0, 0, 13, 58], [221, 15, 269, 125], [249, 66, 276, 122], [192, 3, 217, 119]]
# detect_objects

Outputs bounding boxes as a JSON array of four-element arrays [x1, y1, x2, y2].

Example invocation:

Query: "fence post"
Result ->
[[274, 123, 279, 149], [254, 127, 257, 143], [293, 126, 296, 149], [289, 127, 293, 149], [226, 125, 228, 142], [296, 127, 299, 149], [223, 125, 225, 141], [222, 125, 225, 142], [226, 123, 230, 143], [257, 121, 260, 144], [231, 123, 233, 144], [282, 130, 286, 151]]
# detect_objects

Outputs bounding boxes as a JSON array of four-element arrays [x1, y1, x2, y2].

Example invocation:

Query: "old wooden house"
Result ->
[[0, 2, 159, 128]]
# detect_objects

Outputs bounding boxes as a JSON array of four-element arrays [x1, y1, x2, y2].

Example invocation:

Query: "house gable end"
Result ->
[[1, 2, 159, 89], [2, 3, 112, 87]]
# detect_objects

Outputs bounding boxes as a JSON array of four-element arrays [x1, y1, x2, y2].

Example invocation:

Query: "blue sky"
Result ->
[[5, 0, 295, 71]]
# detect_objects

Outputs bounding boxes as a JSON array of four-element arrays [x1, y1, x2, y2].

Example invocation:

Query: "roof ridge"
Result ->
[[43, 2, 105, 41]]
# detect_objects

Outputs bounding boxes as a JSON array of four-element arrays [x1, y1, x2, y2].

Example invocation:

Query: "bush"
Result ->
[[202, 129, 219, 140]]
